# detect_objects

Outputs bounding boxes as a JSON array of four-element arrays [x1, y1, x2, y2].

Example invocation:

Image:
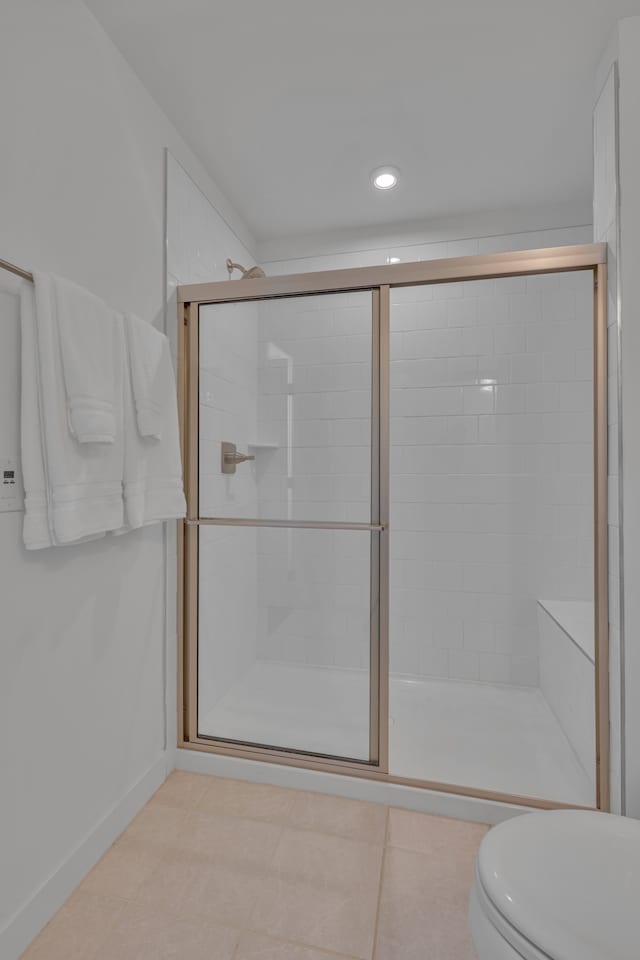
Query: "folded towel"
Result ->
[[49, 274, 119, 443], [21, 275, 125, 548], [124, 313, 166, 440], [118, 323, 186, 531], [20, 283, 54, 549]]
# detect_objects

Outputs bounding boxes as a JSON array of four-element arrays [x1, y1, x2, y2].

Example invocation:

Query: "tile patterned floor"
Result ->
[[22, 771, 488, 960]]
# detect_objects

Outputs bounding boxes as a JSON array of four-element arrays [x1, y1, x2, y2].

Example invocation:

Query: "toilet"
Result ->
[[469, 809, 640, 960]]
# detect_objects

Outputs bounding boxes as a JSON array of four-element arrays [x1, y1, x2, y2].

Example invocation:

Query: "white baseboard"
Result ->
[[1, 753, 169, 960], [176, 748, 530, 825]]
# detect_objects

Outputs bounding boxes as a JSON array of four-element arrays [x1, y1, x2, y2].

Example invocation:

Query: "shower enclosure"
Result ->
[[177, 243, 609, 810]]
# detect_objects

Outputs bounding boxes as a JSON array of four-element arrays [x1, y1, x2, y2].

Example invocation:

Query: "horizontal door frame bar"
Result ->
[[178, 243, 606, 305], [187, 517, 384, 531]]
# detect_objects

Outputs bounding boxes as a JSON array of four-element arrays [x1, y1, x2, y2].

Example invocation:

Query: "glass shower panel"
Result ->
[[388, 272, 595, 805], [198, 525, 373, 760], [198, 291, 373, 522]]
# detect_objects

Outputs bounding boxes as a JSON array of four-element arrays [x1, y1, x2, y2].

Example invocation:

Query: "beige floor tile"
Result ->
[[249, 875, 379, 960], [387, 808, 488, 866], [21, 893, 125, 960], [181, 857, 270, 928], [196, 776, 297, 822], [79, 834, 163, 900], [124, 799, 190, 851], [235, 931, 354, 959], [134, 846, 268, 929], [94, 901, 238, 960], [133, 847, 203, 916], [271, 827, 383, 891], [287, 791, 388, 844], [180, 810, 282, 868], [152, 771, 211, 810], [374, 847, 478, 960]]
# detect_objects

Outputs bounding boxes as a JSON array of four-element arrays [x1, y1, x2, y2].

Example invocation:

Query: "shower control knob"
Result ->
[[221, 441, 255, 474], [226, 451, 255, 464]]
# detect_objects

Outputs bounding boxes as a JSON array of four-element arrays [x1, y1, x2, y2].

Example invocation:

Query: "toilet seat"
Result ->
[[472, 810, 640, 960], [470, 873, 552, 960]]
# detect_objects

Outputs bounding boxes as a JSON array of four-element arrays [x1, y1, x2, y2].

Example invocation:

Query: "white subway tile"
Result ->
[[542, 351, 576, 383], [447, 357, 478, 384], [392, 386, 464, 416], [525, 382, 559, 412], [433, 282, 464, 300], [463, 384, 495, 414], [391, 416, 448, 445], [449, 650, 480, 681], [509, 657, 539, 686], [418, 647, 450, 678], [390, 358, 446, 389], [574, 348, 592, 381], [447, 415, 478, 443], [508, 292, 542, 324], [478, 653, 511, 684], [494, 326, 526, 354], [463, 621, 496, 652], [510, 353, 543, 383], [447, 299, 477, 327], [476, 296, 509, 325], [477, 355, 511, 384]]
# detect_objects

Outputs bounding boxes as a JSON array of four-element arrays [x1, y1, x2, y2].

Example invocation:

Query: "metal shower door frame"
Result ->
[[177, 243, 610, 812], [180, 288, 386, 769]]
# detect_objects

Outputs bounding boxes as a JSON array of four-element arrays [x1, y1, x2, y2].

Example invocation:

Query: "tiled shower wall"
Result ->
[[255, 293, 372, 667], [389, 274, 593, 685], [251, 270, 593, 685]]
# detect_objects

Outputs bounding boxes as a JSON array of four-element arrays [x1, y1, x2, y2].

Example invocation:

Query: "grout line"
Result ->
[[370, 806, 390, 960]]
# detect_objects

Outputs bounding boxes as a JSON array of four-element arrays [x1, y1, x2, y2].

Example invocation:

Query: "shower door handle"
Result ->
[[221, 441, 255, 474]]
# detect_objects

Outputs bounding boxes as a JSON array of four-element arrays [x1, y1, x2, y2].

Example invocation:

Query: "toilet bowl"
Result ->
[[469, 809, 640, 960]]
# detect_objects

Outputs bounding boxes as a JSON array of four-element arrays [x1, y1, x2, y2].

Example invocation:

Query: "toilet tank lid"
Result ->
[[477, 810, 640, 960]]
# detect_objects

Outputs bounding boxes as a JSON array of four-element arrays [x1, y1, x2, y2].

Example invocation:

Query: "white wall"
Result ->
[[597, 17, 640, 819], [165, 156, 263, 727], [0, 5, 255, 958], [258, 205, 592, 268], [262, 224, 592, 276], [617, 17, 640, 822]]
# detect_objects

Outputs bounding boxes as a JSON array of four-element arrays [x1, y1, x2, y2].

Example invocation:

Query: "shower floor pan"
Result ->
[[199, 660, 594, 807]]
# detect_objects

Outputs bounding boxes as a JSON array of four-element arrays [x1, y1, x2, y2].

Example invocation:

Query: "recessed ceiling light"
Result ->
[[372, 166, 399, 190]]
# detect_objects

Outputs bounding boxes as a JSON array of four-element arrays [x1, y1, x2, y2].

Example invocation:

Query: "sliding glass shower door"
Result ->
[[179, 243, 609, 810], [192, 290, 382, 763]]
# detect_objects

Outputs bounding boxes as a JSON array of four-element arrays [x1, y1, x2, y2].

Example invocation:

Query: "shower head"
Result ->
[[226, 258, 267, 280]]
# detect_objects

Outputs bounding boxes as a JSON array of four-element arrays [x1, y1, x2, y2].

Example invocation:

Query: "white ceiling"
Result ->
[[85, 0, 639, 243]]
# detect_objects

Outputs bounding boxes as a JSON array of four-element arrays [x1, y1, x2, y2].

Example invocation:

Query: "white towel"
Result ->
[[21, 276, 125, 548], [20, 283, 54, 549], [52, 274, 119, 443], [118, 322, 186, 531], [124, 313, 166, 440]]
